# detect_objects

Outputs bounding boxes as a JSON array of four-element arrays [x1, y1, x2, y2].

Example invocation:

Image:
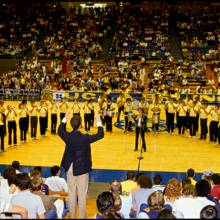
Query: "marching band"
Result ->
[[0, 93, 220, 153]]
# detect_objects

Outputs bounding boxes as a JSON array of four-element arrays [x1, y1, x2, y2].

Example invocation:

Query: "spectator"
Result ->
[[157, 209, 176, 219], [131, 174, 154, 216], [31, 177, 58, 219], [210, 174, 220, 201], [96, 191, 122, 219], [186, 168, 197, 186], [45, 165, 68, 194], [152, 174, 165, 192], [121, 171, 137, 195], [12, 161, 21, 174], [11, 173, 45, 219]]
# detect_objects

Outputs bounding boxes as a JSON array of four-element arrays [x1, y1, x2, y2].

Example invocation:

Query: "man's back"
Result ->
[[45, 176, 68, 193]]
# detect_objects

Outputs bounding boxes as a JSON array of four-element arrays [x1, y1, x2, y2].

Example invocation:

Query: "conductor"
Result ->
[[133, 108, 147, 152], [58, 112, 104, 219]]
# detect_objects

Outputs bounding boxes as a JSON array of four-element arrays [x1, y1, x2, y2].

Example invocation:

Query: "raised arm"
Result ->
[[58, 114, 70, 142]]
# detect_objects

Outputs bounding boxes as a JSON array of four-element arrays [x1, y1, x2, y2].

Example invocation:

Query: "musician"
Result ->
[[98, 93, 106, 125], [0, 110, 5, 152], [199, 102, 209, 140], [116, 93, 125, 124], [88, 99, 95, 127], [83, 99, 92, 132], [165, 96, 176, 134], [133, 108, 147, 152], [23, 100, 30, 133], [29, 101, 38, 139], [18, 102, 29, 143], [50, 100, 59, 134], [103, 96, 115, 132], [138, 97, 149, 117], [72, 99, 81, 117], [151, 98, 161, 133], [188, 100, 198, 138], [6, 105, 17, 147], [0, 101, 6, 135], [59, 98, 68, 127], [177, 100, 188, 135], [195, 96, 202, 132], [124, 98, 133, 133], [209, 106, 219, 143], [38, 100, 48, 136]]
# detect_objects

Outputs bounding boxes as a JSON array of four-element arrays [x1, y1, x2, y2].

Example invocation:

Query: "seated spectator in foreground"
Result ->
[[152, 174, 165, 192], [45, 166, 68, 194], [29, 169, 49, 195], [121, 171, 137, 195], [96, 191, 122, 219], [11, 173, 45, 219], [200, 205, 218, 219], [12, 161, 21, 174], [202, 170, 213, 183], [131, 175, 154, 216], [31, 177, 57, 219], [186, 168, 197, 186], [210, 173, 220, 201], [196, 179, 216, 205], [157, 209, 176, 219], [109, 180, 132, 219]]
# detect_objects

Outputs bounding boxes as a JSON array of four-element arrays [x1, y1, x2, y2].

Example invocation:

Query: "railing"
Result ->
[[0, 89, 41, 101]]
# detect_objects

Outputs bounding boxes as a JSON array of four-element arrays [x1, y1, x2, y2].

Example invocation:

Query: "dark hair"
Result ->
[[109, 181, 122, 196], [29, 169, 41, 179], [3, 167, 17, 186], [182, 178, 192, 188], [126, 171, 135, 180], [34, 166, 42, 173], [200, 205, 218, 219], [196, 180, 211, 197], [137, 175, 152, 189], [12, 161, 20, 170], [70, 115, 82, 130], [50, 166, 60, 176], [157, 209, 176, 219], [153, 174, 163, 185], [16, 173, 31, 190], [187, 168, 195, 178], [212, 174, 220, 185], [135, 172, 145, 182], [97, 191, 114, 213]]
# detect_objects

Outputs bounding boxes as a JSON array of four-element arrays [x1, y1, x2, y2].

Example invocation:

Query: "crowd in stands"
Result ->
[[177, 5, 220, 61], [1, 162, 220, 219]]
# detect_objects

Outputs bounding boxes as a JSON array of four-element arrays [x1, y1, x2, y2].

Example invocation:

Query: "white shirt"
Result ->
[[45, 176, 68, 193], [173, 197, 215, 219], [11, 191, 45, 219]]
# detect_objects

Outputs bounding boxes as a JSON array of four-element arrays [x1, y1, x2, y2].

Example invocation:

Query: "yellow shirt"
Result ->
[[168, 103, 175, 113], [72, 104, 80, 114], [189, 106, 197, 117], [124, 102, 133, 112], [19, 108, 28, 118], [0, 113, 4, 125], [39, 106, 47, 117], [29, 106, 38, 117], [200, 108, 208, 119], [51, 104, 58, 114], [121, 180, 137, 194], [7, 110, 16, 121], [189, 177, 196, 186], [60, 103, 68, 113], [178, 105, 187, 117], [210, 110, 219, 122], [84, 104, 91, 114]]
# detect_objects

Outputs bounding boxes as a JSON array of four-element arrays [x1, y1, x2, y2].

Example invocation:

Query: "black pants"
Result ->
[[195, 114, 199, 132], [84, 113, 91, 131], [60, 113, 66, 130], [46, 113, 48, 129], [209, 121, 218, 142], [31, 116, 38, 138], [178, 116, 186, 134], [200, 118, 208, 140], [2, 113, 6, 135], [91, 110, 94, 127], [104, 115, 112, 132], [8, 121, 17, 145], [167, 113, 175, 133], [19, 118, 27, 141], [117, 106, 124, 123], [218, 126, 220, 144], [51, 114, 57, 134], [189, 116, 197, 136], [152, 123, 159, 131], [135, 127, 146, 151], [125, 113, 132, 132], [26, 115, 29, 132], [40, 117, 47, 135], [0, 125, 4, 150]]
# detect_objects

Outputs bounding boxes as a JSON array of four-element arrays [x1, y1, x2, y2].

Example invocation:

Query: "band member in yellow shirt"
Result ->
[[0, 110, 5, 152], [124, 98, 133, 133], [50, 100, 59, 134], [116, 93, 125, 124], [6, 105, 18, 147], [188, 100, 198, 138], [72, 99, 81, 117], [83, 99, 92, 132], [209, 106, 219, 143], [0, 101, 6, 135], [29, 101, 38, 139], [38, 101, 48, 136], [59, 98, 68, 130], [103, 96, 115, 132], [18, 102, 29, 143]]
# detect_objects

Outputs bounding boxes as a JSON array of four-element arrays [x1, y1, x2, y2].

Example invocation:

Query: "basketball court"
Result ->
[[1, 101, 219, 175]]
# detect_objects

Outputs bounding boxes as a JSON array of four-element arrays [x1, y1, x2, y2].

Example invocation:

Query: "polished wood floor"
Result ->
[[1, 101, 220, 173]]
